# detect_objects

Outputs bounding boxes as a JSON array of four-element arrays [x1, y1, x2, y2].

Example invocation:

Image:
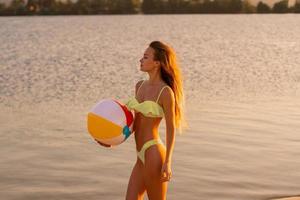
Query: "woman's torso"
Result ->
[[134, 114, 162, 151], [132, 81, 167, 151]]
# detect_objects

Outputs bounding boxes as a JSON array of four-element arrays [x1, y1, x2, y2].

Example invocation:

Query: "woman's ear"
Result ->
[[154, 60, 160, 68]]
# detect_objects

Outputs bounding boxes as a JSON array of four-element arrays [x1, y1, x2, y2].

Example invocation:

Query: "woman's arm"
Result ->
[[161, 87, 176, 182], [162, 87, 176, 164], [95, 139, 112, 148], [131, 80, 144, 134]]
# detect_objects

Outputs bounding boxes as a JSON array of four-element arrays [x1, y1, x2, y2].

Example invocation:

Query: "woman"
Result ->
[[124, 41, 185, 200], [96, 40, 185, 199]]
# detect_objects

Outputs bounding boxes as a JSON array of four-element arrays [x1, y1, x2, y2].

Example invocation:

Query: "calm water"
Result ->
[[1, 15, 300, 200], [1, 15, 300, 106]]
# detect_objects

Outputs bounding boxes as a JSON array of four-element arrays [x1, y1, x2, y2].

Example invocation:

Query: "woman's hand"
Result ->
[[95, 139, 112, 148], [161, 162, 172, 182]]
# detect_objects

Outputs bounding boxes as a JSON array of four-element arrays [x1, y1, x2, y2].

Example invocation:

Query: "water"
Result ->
[[1, 14, 300, 200], [1, 15, 300, 107]]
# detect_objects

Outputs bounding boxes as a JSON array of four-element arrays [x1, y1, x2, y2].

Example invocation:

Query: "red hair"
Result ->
[[149, 41, 187, 132]]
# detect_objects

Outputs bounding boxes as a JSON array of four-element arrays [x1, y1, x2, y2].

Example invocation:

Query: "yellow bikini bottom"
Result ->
[[137, 139, 165, 165]]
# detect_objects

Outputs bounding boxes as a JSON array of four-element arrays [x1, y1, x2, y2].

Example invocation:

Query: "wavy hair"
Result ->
[[149, 41, 187, 133]]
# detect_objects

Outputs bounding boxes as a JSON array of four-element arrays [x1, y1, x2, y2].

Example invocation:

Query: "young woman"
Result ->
[[124, 41, 185, 200]]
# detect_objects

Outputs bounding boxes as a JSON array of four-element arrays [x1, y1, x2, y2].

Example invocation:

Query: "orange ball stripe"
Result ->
[[87, 112, 123, 140]]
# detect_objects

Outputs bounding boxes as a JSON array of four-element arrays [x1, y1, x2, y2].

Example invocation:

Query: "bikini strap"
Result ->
[[156, 85, 169, 103], [136, 80, 145, 96]]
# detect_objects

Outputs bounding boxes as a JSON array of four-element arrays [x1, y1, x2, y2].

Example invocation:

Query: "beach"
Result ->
[[1, 15, 300, 200]]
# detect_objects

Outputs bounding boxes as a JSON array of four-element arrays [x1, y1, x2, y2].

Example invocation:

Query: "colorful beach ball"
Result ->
[[87, 99, 134, 146]]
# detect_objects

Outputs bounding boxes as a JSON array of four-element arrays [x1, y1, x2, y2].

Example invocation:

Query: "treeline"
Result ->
[[0, 0, 140, 15], [0, 0, 299, 16]]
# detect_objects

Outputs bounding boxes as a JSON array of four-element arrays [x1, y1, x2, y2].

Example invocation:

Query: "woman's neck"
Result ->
[[147, 69, 162, 85]]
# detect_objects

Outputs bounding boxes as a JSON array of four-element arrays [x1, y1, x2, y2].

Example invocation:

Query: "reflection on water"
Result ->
[[1, 15, 300, 107]]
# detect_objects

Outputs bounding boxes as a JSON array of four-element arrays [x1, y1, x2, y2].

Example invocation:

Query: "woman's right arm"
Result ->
[[95, 139, 112, 148], [131, 80, 144, 134]]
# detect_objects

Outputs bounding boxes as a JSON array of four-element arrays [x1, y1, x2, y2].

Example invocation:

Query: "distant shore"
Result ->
[[1, 0, 299, 16]]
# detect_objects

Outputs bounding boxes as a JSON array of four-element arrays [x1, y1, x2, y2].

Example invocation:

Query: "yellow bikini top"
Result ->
[[125, 80, 169, 118]]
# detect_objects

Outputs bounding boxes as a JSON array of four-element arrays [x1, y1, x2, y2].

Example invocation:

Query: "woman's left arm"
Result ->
[[161, 87, 176, 182]]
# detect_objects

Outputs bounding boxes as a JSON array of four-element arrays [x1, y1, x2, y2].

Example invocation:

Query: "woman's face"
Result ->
[[139, 47, 159, 72]]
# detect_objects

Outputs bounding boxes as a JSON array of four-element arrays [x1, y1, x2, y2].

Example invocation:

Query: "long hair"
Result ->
[[149, 41, 187, 133]]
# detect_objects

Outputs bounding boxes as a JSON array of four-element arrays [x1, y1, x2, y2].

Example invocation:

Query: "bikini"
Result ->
[[125, 80, 168, 165]]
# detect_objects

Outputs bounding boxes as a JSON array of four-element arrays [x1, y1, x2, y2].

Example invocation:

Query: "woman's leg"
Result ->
[[126, 161, 146, 200], [144, 145, 168, 200]]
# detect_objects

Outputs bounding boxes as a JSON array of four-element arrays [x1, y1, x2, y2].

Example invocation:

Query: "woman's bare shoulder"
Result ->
[[161, 85, 175, 101], [135, 80, 144, 88], [135, 80, 144, 94]]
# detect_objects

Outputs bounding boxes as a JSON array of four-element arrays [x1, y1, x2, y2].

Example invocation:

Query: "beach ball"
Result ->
[[87, 99, 134, 146]]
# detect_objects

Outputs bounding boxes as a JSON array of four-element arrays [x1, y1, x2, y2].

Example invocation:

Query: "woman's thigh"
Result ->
[[126, 161, 146, 200], [144, 145, 168, 200]]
